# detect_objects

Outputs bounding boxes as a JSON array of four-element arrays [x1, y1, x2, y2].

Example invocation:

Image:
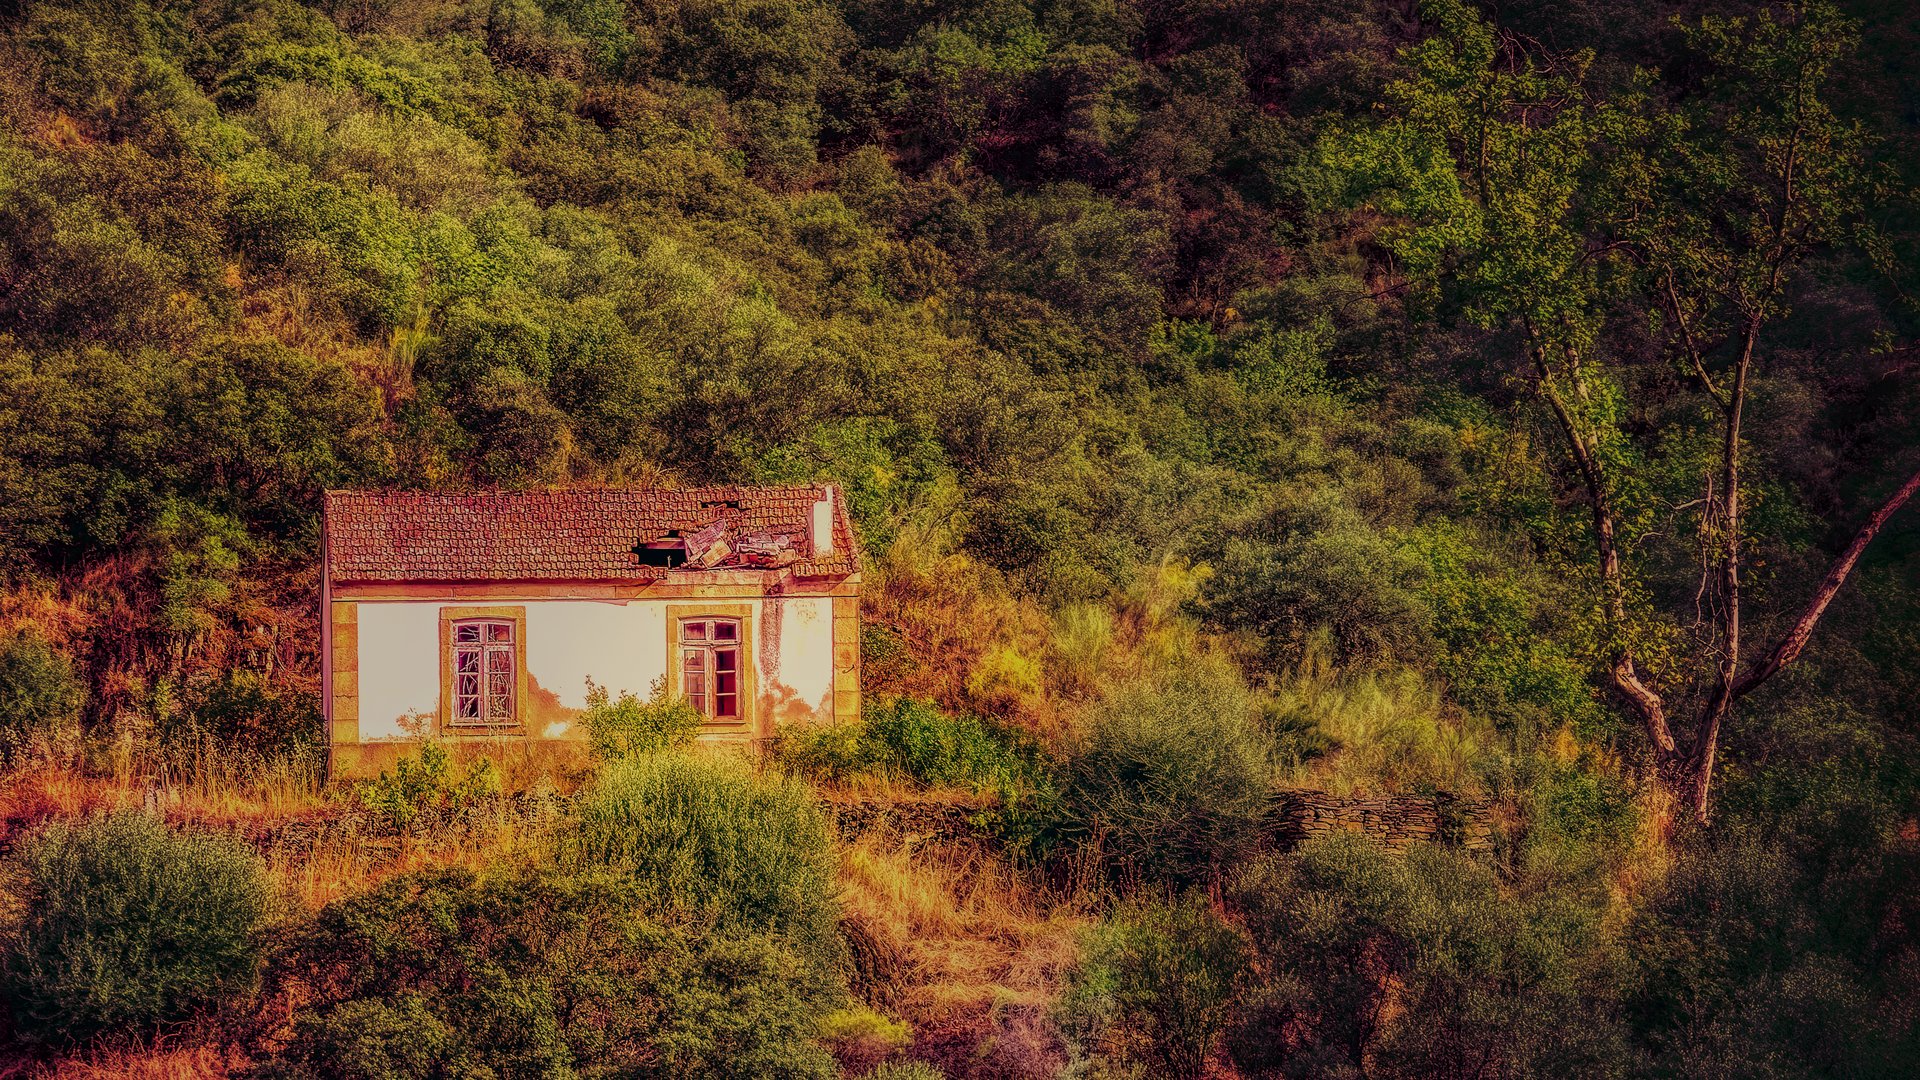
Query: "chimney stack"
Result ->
[[811, 490, 835, 556]]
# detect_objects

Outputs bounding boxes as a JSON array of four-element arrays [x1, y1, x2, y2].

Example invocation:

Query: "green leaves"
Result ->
[[1324, 0, 1624, 348]]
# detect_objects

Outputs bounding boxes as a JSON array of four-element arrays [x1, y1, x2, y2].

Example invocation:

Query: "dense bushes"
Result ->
[[159, 669, 323, 761], [1225, 834, 1629, 1078], [1060, 670, 1270, 886], [1061, 895, 1251, 1080], [2, 812, 271, 1048], [250, 869, 839, 1080], [563, 753, 842, 968], [0, 628, 81, 760]]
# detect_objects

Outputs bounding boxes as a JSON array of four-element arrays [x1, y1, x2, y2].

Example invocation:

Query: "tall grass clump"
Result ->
[[1062, 667, 1270, 887], [563, 753, 841, 963], [2, 811, 271, 1047], [1268, 641, 1497, 796], [581, 675, 701, 761], [149, 670, 328, 807]]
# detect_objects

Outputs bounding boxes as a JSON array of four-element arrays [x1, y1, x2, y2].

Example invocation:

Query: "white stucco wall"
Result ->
[[766, 595, 835, 724], [348, 596, 837, 742]]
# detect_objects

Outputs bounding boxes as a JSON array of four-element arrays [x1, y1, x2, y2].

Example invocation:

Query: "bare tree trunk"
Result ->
[[1526, 342, 1678, 762], [1529, 321, 1919, 823], [1687, 319, 1758, 821]]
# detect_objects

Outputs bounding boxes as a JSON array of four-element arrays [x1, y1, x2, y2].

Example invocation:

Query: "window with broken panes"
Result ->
[[452, 619, 516, 725]]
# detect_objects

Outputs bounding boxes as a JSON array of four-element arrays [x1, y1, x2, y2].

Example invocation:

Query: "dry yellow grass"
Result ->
[[265, 815, 552, 911], [0, 762, 327, 834], [838, 830, 1087, 1076], [0, 1043, 233, 1080]]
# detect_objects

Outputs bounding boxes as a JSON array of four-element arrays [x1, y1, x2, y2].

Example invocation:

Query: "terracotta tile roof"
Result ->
[[324, 485, 859, 584]]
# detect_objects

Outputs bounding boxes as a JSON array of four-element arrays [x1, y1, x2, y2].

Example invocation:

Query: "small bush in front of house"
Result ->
[[778, 697, 1037, 789], [248, 868, 839, 1080], [1059, 894, 1250, 1080], [563, 753, 842, 969], [581, 674, 702, 761], [3, 811, 271, 1047], [0, 628, 82, 762], [1060, 671, 1270, 887], [354, 741, 500, 833]]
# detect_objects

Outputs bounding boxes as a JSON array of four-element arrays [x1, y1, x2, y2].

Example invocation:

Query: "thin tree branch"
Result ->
[[1732, 464, 1920, 699]]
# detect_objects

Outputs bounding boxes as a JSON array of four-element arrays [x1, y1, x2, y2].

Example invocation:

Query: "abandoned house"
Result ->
[[321, 485, 861, 777]]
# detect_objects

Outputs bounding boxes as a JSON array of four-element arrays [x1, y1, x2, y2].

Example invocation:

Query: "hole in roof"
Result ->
[[634, 541, 685, 568]]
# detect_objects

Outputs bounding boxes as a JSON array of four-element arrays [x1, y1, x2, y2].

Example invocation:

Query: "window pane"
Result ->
[[713, 621, 738, 642], [715, 692, 737, 718], [457, 694, 480, 719], [487, 622, 512, 642], [682, 649, 706, 711], [714, 646, 737, 672], [683, 621, 708, 642], [457, 672, 479, 696], [457, 649, 479, 673], [716, 670, 736, 697], [455, 624, 482, 643], [487, 649, 512, 672]]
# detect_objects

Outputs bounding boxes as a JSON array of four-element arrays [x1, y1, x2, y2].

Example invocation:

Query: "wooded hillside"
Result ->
[[0, 1, 1917, 1076]]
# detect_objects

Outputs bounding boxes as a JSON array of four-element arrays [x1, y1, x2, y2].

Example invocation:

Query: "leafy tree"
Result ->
[[1330, 0, 1918, 821]]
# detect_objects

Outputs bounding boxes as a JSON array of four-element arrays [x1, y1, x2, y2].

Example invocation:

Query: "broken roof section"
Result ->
[[323, 485, 858, 584]]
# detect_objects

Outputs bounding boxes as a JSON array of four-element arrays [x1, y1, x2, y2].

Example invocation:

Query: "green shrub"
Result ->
[[3, 812, 271, 1047], [1060, 894, 1250, 1080], [1225, 834, 1628, 1078], [1061, 672, 1270, 886], [779, 697, 1036, 789], [0, 629, 82, 760], [563, 753, 842, 965], [161, 669, 323, 759], [354, 741, 500, 833], [581, 675, 702, 761], [249, 868, 838, 1080]]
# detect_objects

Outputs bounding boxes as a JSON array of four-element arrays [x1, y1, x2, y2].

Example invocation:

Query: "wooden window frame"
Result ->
[[665, 603, 756, 737], [438, 606, 528, 734]]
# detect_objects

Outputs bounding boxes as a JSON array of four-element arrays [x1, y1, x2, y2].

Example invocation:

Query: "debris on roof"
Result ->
[[323, 485, 856, 584]]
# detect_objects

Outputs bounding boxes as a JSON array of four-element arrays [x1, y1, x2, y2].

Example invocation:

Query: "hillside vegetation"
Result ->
[[1, 0, 1918, 1076]]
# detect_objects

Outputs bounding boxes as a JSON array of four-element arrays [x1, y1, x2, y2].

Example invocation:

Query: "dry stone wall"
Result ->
[[1266, 789, 1495, 852]]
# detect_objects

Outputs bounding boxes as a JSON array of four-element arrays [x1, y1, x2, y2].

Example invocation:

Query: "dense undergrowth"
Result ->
[[2, 0, 1919, 1075]]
